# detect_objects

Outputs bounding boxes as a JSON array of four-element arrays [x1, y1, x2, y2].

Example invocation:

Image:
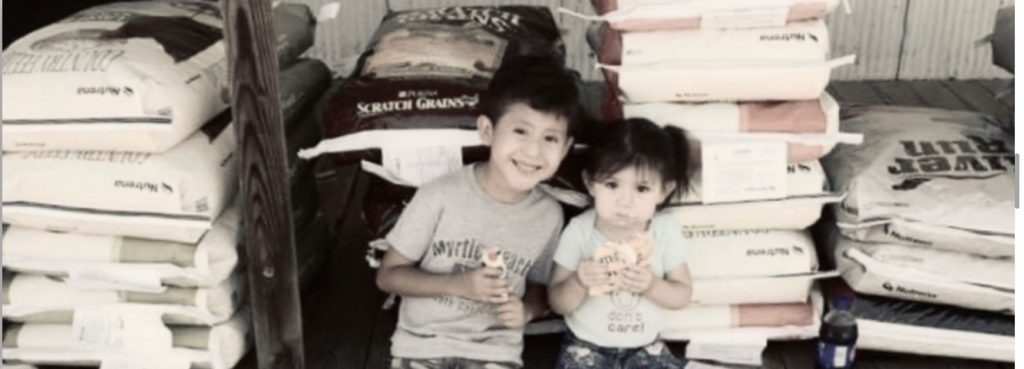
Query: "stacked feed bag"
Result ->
[[823, 279, 1013, 363], [2, 1, 315, 153], [659, 229, 830, 342], [588, 19, 854, 103], [569, 0, 858, 348], [0, 2, 328, 368], [297, 6, 577, 234], [3, 57, 328, 243], [2, 309, 252, 369], [820, 106, 1014, 362]]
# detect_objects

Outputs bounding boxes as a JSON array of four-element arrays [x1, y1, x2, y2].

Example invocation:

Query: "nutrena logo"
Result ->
[[394, 7, 523, 33], [882, 282, 937, 299], [759, 33, 818, 42]]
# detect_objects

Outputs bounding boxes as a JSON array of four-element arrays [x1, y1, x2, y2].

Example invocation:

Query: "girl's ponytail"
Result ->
[[662, 125, 693, 198]]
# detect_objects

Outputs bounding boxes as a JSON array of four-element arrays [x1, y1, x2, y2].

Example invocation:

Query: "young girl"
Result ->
[[548, 118, 694, 369]]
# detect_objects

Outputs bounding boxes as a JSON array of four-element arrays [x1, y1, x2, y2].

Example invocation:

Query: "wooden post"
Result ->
[[221, 1, 305, 369]]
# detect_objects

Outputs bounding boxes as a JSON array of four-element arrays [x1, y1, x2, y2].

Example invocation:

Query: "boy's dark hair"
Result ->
[[585, 118, 693, 205], [480, 56, 585, 139]]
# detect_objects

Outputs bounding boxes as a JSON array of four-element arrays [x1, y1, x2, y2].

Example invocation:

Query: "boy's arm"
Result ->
[[376, 248, 509, 303], [521, 282, 549, 321], [638, 263, 693, 310], [547, 264, 588, 315]]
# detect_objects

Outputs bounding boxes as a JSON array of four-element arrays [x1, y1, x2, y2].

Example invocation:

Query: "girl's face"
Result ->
[[586, 165, 675, 234]]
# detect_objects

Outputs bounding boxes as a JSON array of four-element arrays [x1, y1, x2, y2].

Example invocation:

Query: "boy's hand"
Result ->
[[576, 260, 610, 288], [620, 266, 654, 294], [456, 266, 510, 303], [496, 296, 527, 328]]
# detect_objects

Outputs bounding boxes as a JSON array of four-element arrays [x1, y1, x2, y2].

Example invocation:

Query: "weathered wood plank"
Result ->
[[827, 0, 907, 80], [830, 81, 887, 106], [870, 80, 926, 106], [943, 80, 1012, 117], [222, 0, 304, 368], [366, 303, 399, 369], [908, 80, 972, 110], [524, 334, 564, 369], [303, 171, 378, 369], [773, 340, 816, 369], [826, 84, 847, 102], [977, 79, 1015, 111], [898, 0, 1013, 79], [861, 349, 1010, 369]]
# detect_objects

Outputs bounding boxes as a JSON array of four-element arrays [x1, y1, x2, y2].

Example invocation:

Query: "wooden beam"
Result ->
[[222, 1, 305, 369]]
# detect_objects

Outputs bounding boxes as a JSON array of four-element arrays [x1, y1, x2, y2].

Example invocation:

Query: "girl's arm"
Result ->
[[621, 263, 693, 309], [548, 261, 609, 314], [547, 264, 588, 315], [376, 248, 509, 303], [644, 263, 693, 309]]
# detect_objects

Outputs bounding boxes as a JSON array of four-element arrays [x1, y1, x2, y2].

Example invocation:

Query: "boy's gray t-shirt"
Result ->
[[385, 164, 564, 365]]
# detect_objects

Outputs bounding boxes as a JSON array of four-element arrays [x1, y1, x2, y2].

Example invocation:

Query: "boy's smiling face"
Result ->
[[478, 102, 573, 198]]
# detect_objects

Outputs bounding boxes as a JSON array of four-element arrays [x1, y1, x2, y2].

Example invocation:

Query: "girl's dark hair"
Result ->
[[585, 118, 693, 205]]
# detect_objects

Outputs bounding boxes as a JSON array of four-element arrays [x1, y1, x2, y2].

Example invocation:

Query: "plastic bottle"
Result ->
[[816, 295, 858, 369]]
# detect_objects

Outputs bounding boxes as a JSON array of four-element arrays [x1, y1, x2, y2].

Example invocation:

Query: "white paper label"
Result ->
[[72, 308, 125, 350], [700, 140, 787, 204], [317, 2, 341, 21], [701, 8, 788, 29], [834, 345, 849, 367], [72, 308, 173, 353], [686, 335, 767, 366], [684, 361, 736, 369], [382, 145, 463, 187], [100, 355, 191, 369], [68, 266, 167, 293]]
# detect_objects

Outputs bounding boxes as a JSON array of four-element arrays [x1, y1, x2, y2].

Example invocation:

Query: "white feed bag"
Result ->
[[2, 309, 251, 369], [685, 229, 818, 279], [834, 236, 1014, 314], [3, 272, 245, 326], [3, 199, 241, 288], [822, 106, 1015, 258], [691, 271, 836, 305], [580, 0, 841, 32], [2, 114, 237, 244], [674, 160, 828, 205], [669, 193, 841, 231], [2, 1, 315, 153], [606, 55, 854, 103], [661, 289, 824, 341], [621, 20, 829, 65]]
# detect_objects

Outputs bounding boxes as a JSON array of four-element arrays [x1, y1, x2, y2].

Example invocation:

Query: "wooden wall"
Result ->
[[297, 0, 1014, 81]]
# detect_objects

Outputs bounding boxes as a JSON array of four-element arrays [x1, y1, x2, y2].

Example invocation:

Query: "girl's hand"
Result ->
[[456, 267, 510, 303], [496, 297, 527, 328], [620, 266, 654, 294], [576, 260, 610, 288]]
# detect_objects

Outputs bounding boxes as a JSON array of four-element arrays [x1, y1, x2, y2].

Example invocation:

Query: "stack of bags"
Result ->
[[0, 1, 329, 368], [298, 5, 577, 241], [821, 106, 1014, 363], [573, 0, 858, 352]]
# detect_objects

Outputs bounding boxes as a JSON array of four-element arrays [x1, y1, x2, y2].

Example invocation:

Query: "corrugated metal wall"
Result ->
[[298, 0, 1014, 81]]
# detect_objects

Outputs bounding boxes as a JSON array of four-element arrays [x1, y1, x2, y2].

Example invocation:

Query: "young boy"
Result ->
[[376, 57, 584, 369]]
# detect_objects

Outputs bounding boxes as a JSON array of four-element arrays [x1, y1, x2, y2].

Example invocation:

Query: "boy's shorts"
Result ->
[[390, 357, 521, 369], [555, 332, 687, 369]]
